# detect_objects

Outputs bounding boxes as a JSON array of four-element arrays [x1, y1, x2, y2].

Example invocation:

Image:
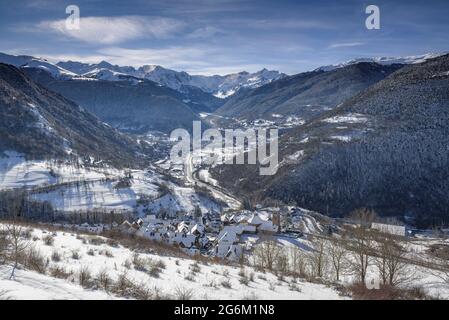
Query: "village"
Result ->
[[49, 205, 427, 262]]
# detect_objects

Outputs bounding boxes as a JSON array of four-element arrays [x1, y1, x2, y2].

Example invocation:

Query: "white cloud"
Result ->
[[96, 47, 209, 69], [37, 16, 184, 44], [329, 42, 365, 49]]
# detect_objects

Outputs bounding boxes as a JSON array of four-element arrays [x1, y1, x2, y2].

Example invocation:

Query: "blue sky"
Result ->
[[0, 0, 448, 75]]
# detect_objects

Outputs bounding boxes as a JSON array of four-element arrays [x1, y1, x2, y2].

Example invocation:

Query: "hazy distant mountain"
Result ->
[[0, 63, 149, 167]]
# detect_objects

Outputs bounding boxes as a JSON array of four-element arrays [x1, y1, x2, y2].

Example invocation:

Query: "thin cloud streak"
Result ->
[[37, 16, 185, 44], [329, 42, 365, 49]]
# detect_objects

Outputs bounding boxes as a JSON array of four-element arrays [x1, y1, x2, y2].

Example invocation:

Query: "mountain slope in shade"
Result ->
[[215, 62, 403, 121], [212, 54, 449, 226], [0, 63, 149, 167], [22, 67, 223, 133]]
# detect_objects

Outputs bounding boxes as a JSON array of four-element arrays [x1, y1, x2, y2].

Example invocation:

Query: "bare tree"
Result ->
[[375, 235, 415, 287], [0, 227, 8, 265], [328, 238, 348, 282], [288, 247, 307, 277], [6, 221, 29, 279], [308, 238, 328, 278], [345, 226, 374, 284], [252, 239, 281, 271], [348, 208, 378, 227]]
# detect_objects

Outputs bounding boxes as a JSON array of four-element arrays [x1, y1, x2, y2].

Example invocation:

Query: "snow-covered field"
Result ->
[[0, 225, 344, 300], [0, 152, 226, 216], [0, 151, 120, 190]]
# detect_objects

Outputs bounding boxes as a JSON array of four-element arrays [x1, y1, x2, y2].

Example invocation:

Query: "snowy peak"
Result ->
[[82, 68, 141, 83], [56, 55, 285, 96], [316, 52, 447, 72], [212, 69, 286, 98], [1, 52, 285, 97], [0, 52, 77, 79]]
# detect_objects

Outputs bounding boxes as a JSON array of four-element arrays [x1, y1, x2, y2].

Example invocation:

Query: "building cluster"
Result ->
[[117, 209, 281, 259]]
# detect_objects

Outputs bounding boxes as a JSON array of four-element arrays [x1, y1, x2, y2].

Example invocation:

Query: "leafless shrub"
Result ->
[[112, 271, 133, 297], [96, 269, 112, 291], [204, 279, 218, 288], [49, 265, 71, 279], [106, 239, 119, 248], [189, 262, 201, 274], [132, 253, 147, 272], [51, 250, 62, 262], [78, 266, 93, 288], [242, 292, 259, 300], [104, 249, 114, 258], [43, 234, 55, 246], [349, 283, 430, 300], [129, 282, 152, 300], [184, 272, 196, 282], [288, 283, 302, 292], [155, 259, 166, 270], [174, 287, 194, 300], [71, 250, 81, 260], [25, 247, 47, 274], [221, 278, 232, 289], [76, 235, 87, 244], [123, 259, 132, 269], [148, 264, 162, 278], [23, 228, 33, 240], [88, 236, 105, 246], [87, 248, 95, 256], [239, 276, 249, 286]]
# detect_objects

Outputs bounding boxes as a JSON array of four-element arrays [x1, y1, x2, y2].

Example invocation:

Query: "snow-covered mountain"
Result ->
[[0, 52, 77, 79], [57, 59, 286, 97], [316, 52, 446, 72], [0, 62, 149, 167]]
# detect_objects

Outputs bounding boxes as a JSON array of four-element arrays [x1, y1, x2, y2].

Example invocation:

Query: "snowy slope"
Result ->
[[56, 57, 286, 97], [0, 151, 121, 190], [0, 152, 226, 215], [316, 52, 446, 72], [0, 225, 345, 300], [0, 52, 76, 79], [0, 266, 116, 300]]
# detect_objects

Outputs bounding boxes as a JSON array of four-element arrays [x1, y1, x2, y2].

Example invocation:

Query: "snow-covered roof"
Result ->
[[247, 213, 268, 225], [191, 223, 205, 235]]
